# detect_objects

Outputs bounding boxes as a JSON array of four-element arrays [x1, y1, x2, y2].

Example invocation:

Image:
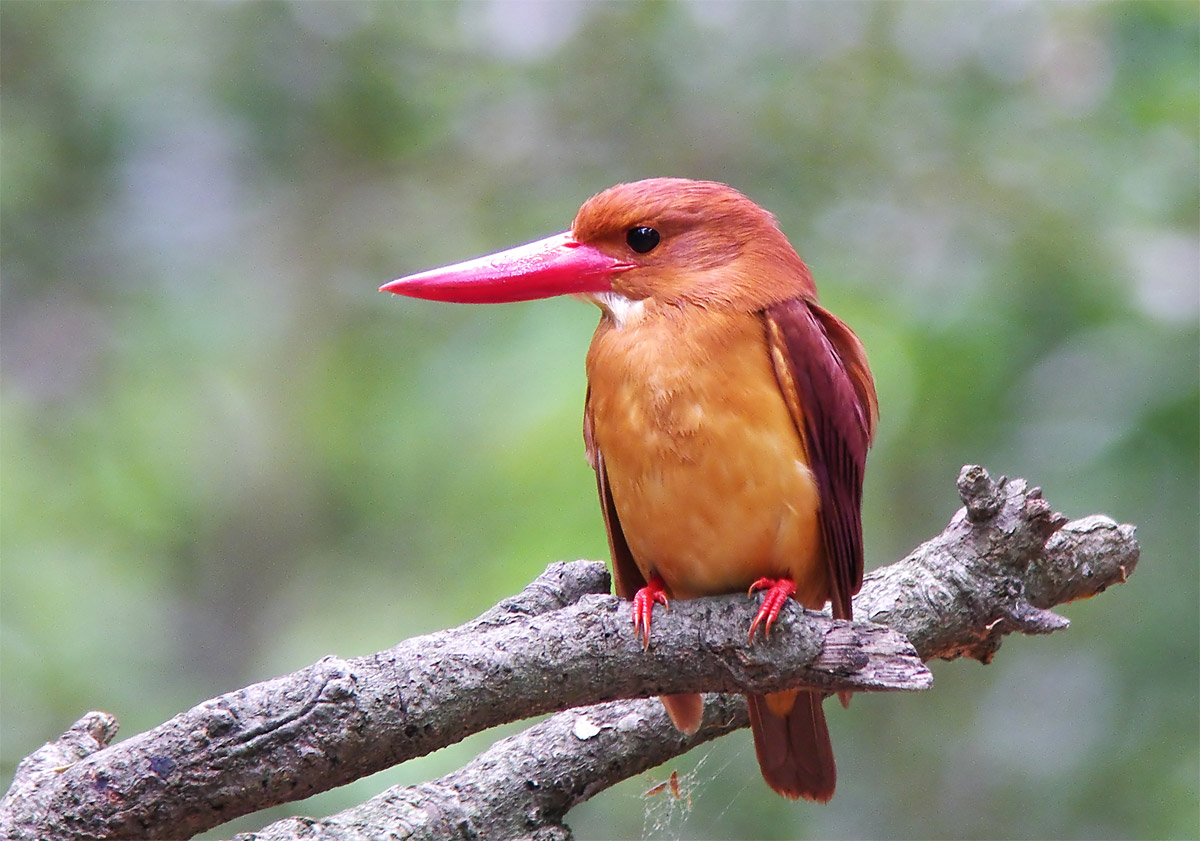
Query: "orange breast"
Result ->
[[586, 302, 828, 608]]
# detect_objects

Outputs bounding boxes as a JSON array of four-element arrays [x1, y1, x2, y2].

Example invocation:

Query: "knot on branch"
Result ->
[[956, 466, 1068, 561], [958, 464, 1003, 522], [1021, 486, 1071, 550]]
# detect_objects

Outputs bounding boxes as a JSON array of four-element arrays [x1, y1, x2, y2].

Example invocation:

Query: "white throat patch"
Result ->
[[590, 291, 646, 329]]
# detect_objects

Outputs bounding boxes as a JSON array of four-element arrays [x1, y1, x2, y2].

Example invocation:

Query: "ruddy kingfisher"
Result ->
[[382, 178, 878, 802]]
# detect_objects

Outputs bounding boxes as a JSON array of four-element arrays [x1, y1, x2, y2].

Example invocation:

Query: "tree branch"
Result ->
[[0, 467, 1139, 841]]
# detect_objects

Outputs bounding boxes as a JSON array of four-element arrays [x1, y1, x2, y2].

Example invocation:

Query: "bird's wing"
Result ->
[[763, 298, 878, 620], [584, 387, 647, 600]]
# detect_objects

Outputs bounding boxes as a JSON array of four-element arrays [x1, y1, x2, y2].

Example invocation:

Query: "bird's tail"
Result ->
[[747, 690, 836, 802], [660, 692, 704, 734]]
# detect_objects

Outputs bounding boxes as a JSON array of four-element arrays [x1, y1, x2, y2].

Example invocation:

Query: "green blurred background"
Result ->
[[2, 2, 1197, 838]]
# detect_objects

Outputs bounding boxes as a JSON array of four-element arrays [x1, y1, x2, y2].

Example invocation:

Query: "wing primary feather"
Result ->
[[763, 299, 876, 620]]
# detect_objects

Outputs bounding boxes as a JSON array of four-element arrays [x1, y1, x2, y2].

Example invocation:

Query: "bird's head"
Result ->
[[382, 178, 816, 312]]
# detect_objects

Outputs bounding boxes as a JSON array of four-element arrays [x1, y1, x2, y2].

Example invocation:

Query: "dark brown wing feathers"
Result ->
[[764, 298, 877, 620]]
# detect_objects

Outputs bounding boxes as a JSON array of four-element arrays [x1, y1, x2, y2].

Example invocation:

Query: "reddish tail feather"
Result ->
[[747, 691, 836, 802]]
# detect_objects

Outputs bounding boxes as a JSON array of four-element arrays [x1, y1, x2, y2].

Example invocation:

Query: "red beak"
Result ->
[[380, 232, 635, 304]]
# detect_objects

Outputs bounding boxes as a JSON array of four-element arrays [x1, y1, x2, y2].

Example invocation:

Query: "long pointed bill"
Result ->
[[380, 232, 634, 304]]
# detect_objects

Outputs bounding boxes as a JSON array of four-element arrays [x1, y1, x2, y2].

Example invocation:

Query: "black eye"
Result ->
[[626, 226, 660, 254]]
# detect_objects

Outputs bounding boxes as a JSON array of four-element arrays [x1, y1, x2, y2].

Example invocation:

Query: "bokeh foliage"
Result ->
[[2, 2, 1196, 839]]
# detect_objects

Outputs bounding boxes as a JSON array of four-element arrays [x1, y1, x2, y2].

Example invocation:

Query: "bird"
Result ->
[[381, 178, 877, 802]]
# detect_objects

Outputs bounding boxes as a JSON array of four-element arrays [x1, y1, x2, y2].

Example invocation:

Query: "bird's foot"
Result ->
[[748, 577, 797, 640], [632, 574, 669, 648]]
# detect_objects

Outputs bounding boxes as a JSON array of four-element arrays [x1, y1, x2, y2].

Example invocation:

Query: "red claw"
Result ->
[[632, 574, 670, 648], [748, 577, 797, 640]]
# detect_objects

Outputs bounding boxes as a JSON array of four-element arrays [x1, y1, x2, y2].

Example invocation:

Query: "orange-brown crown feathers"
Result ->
[[571, 178, 818, 309]]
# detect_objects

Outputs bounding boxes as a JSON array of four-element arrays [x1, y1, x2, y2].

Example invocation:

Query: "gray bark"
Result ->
[[0, 467, 1139, 841]]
